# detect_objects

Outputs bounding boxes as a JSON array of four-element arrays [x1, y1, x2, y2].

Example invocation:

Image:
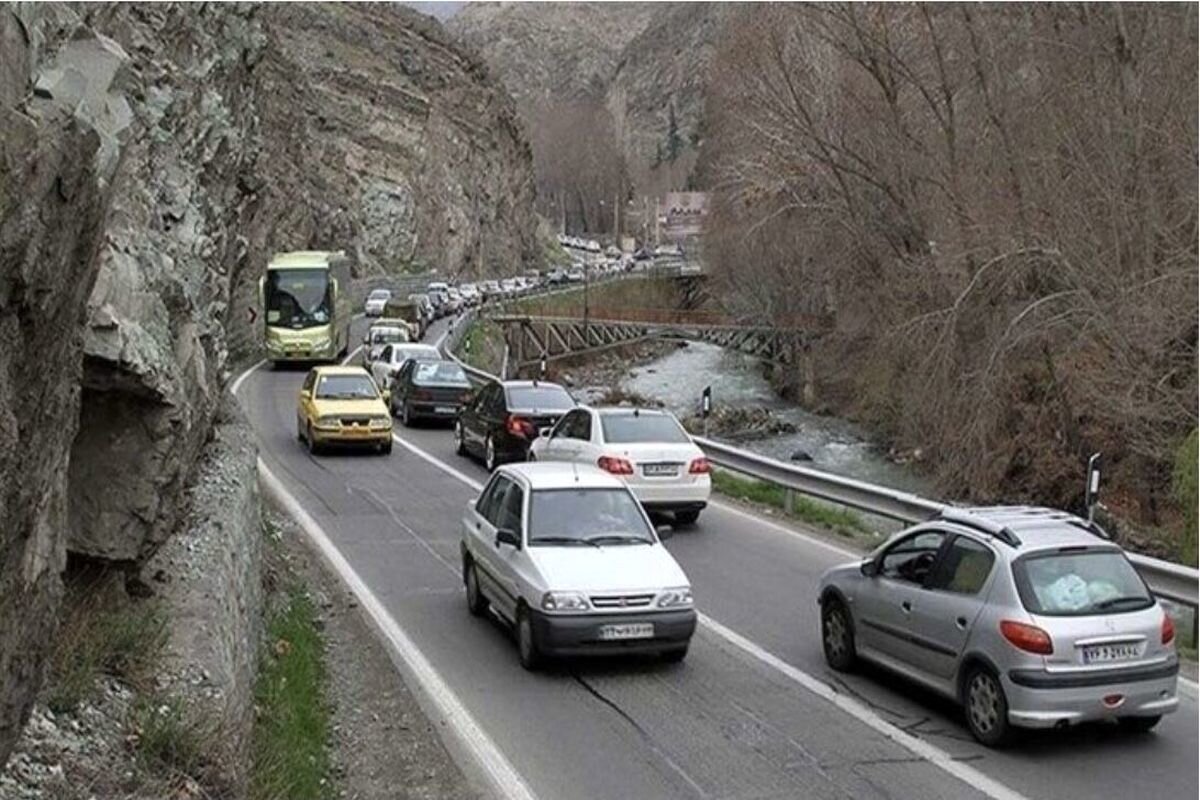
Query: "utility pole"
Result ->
[[614, 186, 620, 239]]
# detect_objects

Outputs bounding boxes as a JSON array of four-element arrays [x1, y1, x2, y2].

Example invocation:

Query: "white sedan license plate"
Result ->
[[598, 623, 654, 641], [1082, 643, 1142, 664], [642, 463, 679, 477], [434, 406, 456, 414]]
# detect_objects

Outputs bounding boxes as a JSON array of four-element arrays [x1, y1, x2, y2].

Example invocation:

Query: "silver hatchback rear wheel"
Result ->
[[964, 666, 1013, 747]]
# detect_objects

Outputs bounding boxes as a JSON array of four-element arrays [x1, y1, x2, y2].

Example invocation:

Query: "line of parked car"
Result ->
[[292, 325, 1182, 748]]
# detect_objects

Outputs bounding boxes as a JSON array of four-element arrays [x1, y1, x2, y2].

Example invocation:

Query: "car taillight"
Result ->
[[1000, 620, 1054, 655], [688, 457, 711, 474], [1162, 613, 1175, 645], [597, 455, 634, 475], [506, 415, 535, 439]]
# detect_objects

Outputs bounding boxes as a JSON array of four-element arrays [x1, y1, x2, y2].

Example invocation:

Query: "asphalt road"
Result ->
[[236, 313, 1199, 800]]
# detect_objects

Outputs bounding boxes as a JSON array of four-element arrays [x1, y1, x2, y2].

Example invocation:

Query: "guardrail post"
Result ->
[[784, 488, 795, 516]]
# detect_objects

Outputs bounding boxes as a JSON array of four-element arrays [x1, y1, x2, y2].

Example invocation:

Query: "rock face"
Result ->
[[447, 2, 660, 106], [604, 3, 731, 170], [0, 4, 115, 765], [142, 399, 263, 792], [0, 2, 539, 766], [447, 2, 729, 182]]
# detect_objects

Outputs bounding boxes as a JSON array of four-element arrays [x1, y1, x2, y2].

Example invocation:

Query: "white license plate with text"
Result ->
[[1081, 643, 1142, 664], [598, 623, 654, 641], [642, 463, 679, 477]]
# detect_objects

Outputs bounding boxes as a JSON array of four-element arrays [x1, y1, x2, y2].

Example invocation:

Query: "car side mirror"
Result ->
[[860, 557, 879, 578], [495, 528, 520, 549], [363, 334, 370, 345], [381, 389, 391, 404], [656, 524, 674, 541], [539, 427, 551, 438]]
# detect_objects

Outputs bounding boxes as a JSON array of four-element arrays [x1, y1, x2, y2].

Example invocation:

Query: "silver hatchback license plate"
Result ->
[[598, 623, 654, 641], [1081, 643, 1142, 664], [642, 463, 679, 477]]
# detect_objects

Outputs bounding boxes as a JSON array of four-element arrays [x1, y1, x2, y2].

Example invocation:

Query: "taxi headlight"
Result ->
[[541, 591, 590, 613], [315, 415, 340, 429], [656, 587, 693, 608], [369, 416, 392, 430]]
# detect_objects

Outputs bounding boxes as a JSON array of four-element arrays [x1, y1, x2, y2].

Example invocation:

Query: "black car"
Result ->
[[455, 380, 575, 470], [389, 358, 473, 427]]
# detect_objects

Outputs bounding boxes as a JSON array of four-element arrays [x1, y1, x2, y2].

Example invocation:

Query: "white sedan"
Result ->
[[369, 342, 442, 389], [528, 406, 711, 525], [364, 289, 391, 316], [461, 463, 696, 669]]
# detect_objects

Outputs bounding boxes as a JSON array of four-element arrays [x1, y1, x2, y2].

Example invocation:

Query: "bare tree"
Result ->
[[704, 2, 1198, 543]]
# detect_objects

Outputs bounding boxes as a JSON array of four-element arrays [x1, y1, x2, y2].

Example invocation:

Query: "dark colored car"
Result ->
[[389, 358, 473, 427], [454, 380, 575, 471]]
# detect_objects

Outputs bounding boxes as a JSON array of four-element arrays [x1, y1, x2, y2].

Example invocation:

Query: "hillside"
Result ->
[[447, 2, 726, 193], [0, 1, 538, 769], [447, 2, 659, 106]]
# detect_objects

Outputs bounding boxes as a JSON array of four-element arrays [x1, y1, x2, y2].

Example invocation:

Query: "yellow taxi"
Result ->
[[296, 365, 393, 454]]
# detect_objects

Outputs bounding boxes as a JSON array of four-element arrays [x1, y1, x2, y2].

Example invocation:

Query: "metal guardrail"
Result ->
[[439, 299, 1199, 616], [695, 436, 1198, 613], [694, 437, 944, 523]]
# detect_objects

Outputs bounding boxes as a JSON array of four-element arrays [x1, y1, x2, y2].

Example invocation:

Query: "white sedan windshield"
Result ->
[[528, 489, 653, 546]]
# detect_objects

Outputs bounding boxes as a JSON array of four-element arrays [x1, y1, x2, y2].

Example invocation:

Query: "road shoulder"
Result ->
[[264, 506, 477, 800]]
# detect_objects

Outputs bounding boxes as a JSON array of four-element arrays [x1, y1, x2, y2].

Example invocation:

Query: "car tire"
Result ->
[[400, 402, 413, 428], [306, 423, 320, 455], [1118, 715, 1162, 733], [516, 606, 541, 671], [674, 509, 701, 526], [454, 421, 467, 456], [485, 435, 499, 472], [465, 561, 488, 617], [662, 646, 689, 664], [379, 439, 392, 455], [963, 665, 1014, 747], [821, 597, 858, 672]]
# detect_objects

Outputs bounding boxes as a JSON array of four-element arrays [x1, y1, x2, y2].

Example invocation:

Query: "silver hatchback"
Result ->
[[818, 506, 1179, 746]]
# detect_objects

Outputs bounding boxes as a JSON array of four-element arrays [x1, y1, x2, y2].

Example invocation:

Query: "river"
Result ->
[[618, 340, 932, 497]]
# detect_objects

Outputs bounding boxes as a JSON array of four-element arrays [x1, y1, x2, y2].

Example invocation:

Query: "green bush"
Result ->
[[250, 588, 332, 800], [711, 469, 870, 539], [47, 588, 167, 713]]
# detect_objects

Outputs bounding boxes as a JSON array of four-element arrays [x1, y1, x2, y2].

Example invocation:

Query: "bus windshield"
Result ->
[[266, 269, 331, 329]]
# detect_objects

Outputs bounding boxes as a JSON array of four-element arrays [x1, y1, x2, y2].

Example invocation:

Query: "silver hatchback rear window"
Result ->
[[1012, 548, 1152, 616]]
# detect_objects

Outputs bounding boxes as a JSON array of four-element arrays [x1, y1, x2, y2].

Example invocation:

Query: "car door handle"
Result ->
[[955, 617, 968, 629], [900, 600, 912, 614]]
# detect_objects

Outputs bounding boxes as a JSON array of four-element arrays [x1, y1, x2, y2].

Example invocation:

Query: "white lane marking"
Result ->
[[709, 499, 861, 559], [342, 344, 364, 365], [257, 459, 538, 800], [698, 614, 1029, 800], [230, 358, 267, 396], [386, 432, 1033, 800], [392, 432, 484, 491]]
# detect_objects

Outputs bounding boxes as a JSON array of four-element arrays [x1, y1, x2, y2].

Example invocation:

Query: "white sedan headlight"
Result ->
[[656, 587, 693, 608], [541, 591, 590, 613]]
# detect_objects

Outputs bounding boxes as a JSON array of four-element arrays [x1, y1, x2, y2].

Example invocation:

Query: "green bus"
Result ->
[[259, 251, 352, 364]]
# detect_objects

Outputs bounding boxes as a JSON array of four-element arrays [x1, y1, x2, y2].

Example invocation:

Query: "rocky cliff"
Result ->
[[447, 2, 660, 106], [447, 2, 728, 187], [0, 1, 538, 766]]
